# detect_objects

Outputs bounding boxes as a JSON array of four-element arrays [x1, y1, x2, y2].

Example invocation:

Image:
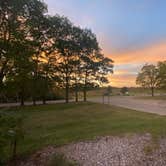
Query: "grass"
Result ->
[[47, 153, 77, 166], [87, 87, 166, 97], [1, 102, 166, 159]]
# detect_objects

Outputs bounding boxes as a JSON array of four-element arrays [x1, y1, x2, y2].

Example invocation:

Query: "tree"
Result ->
[[80, 47, 113, 101], [55, 18, 81, 103], [136, 64, 159, 96], [0, 0, 48, 104], [0, 1, 114, 105], [70, 26, 84, 102], [5, 42, 33, 106], [0, 0, 47, 85], [157, 61, 166, 90]]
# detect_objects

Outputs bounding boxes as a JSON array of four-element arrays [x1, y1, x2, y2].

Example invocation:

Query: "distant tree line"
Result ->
[[136, 61, 166, 96], [0, 0, 113, 105]]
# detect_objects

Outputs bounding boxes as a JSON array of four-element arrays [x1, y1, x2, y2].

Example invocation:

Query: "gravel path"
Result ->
[[19, 134, 166, 166], [90, 96, 166, 115]]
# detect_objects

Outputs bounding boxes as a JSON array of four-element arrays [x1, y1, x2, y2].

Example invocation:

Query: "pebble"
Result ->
[[19, 134, 166, 166]]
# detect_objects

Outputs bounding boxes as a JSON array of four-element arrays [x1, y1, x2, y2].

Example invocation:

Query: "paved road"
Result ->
[[0, 100, 66, 108], [1, 96, 166, 116], [89, 96, 166, 116]]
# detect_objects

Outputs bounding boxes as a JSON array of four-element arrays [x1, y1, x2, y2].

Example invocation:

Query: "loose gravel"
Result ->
[[19, 133, 166, 166]]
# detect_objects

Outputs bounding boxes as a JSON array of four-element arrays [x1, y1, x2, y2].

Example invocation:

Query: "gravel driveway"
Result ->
[[58, 134, 166, 166], [19, 134, 166, 166], [90, 96, 166, 115]]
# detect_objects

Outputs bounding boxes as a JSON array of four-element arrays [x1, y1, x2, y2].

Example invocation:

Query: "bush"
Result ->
[[0, 111, 24, 164]]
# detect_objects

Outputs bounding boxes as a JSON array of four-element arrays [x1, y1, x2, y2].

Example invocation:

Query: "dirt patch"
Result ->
[[18, 133, 166, 166]]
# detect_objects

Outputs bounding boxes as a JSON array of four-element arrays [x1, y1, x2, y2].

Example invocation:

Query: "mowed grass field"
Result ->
[[2, 102, 166, 157], [87, 87, 166, 97]]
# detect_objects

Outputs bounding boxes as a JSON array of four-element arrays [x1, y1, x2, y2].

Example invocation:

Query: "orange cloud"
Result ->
[[107, 41, 166, 87], [110, 41, 166, 65], [109, 74, 136, 87]]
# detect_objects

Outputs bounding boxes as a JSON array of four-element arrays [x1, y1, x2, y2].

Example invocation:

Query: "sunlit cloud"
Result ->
[[109, 41, 166, 65], [44, 0, 166, 87], [109, 74, 136, 87], [107, 41, 166, 87]]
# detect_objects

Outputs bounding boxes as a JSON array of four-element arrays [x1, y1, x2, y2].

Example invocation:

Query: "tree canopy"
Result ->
[[136, 63, 166, 96], [0, 0, 114, 105]]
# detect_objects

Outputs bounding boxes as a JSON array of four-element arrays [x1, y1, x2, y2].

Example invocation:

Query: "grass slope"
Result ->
[[1, 102, 166, 157]]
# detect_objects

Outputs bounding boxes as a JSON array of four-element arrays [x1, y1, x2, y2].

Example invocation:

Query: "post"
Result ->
[[108, 95, 110, 104], [102, 95, 104, 104]]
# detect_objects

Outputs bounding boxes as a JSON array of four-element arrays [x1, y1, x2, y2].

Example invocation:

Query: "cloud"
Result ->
[[109, 41, 166, 65], [108, 41, 166, 87], [109, 73, 136, 87]]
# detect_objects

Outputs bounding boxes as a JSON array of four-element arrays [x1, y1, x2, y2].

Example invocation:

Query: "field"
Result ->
[[2, 102, 166, 161], [87, 87, 166, 97]]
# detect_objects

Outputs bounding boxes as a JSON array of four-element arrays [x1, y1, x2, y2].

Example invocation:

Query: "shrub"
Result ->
[[0, 111, 24, 164]]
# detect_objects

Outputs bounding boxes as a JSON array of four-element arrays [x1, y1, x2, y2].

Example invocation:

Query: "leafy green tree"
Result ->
[[157, 61, 166, 90], [5, 44, 33, 106], [0, 0, 47, 85], [70, 26, 85, 102], [0, 0, 48, 104], [80, 31, 113, 102], [0, 0, 25, 87], [55, 18, 80, 103], [0, 1, 114, 105], [79, 29, 100, 102], [136, 64, 159, 96], [26, 2, 48, 105]]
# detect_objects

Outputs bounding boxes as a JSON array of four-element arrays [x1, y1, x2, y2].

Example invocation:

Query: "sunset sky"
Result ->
[[45, 0, 166, 87]]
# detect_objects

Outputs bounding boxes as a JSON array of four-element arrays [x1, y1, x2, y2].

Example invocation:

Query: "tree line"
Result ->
[[0, 0, 114, 105], [136, 61, 166, 96]]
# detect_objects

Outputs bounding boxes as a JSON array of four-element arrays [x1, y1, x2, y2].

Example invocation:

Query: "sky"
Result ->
[[45, 0, 166, 87]]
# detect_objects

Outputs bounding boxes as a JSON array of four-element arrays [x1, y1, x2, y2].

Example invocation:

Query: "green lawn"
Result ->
[[2, 102, 166, 158], [87, 87, 166, 97]]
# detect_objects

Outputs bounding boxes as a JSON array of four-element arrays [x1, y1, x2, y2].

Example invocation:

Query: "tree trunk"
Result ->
[[0, 76, 3, 88], [20, 96, 24, 106], [20, 90, 24, 106], [42, 96, 46, 105], [65, 76, 69, 103], [83, 88, 87, 102], [32, 97, 36, 106], [151, 87, 154, 97], [32, 79, 37, 106], [75, 80, 78, 102], [75, 90, 78, 102], [83, 74, 87, 102]]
